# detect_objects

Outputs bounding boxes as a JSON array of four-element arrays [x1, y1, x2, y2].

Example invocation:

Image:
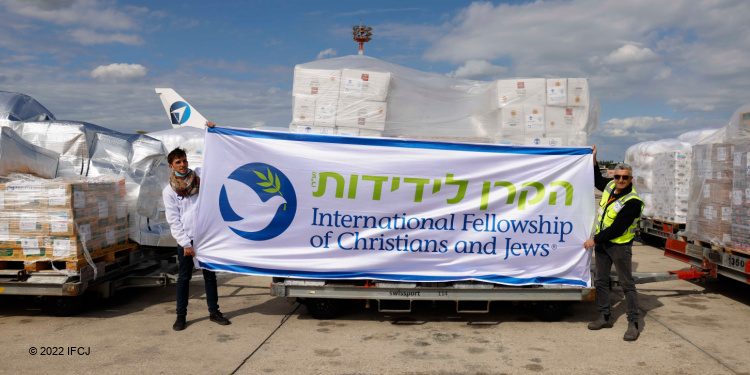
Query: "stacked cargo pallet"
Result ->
[[290, 67, 390, 137], [624, 139, 692, 222], [651, 151, 691, 223], [731, 140, 750, 253], [0, 178, 131, 272], [686, 143, 735, 246], [288, 56, 598, 145], [496, 78, 589, 147]]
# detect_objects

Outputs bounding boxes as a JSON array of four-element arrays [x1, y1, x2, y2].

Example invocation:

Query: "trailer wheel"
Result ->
[[304, 298, 343, 319], [534, 302, 568, 322], [44, 296, 84, 317]]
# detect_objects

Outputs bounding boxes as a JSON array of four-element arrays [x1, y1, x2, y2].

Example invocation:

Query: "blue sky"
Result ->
[[1, 0, 749, 161]]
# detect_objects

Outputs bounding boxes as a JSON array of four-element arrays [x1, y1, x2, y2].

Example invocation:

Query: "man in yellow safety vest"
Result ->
[[584, 145, 644, 341]]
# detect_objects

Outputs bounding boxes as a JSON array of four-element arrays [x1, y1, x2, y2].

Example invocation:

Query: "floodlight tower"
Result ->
[[352, 23, 372, 55]]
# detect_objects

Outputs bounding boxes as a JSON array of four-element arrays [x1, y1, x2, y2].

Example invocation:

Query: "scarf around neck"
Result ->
[[170, 169, 200, 197]]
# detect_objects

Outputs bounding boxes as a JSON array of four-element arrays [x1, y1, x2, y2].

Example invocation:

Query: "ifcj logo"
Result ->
[[169, 101, 191, 125], [219, 163, 297, 241]]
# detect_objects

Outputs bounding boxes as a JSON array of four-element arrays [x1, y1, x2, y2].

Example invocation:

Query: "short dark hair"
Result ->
[[167, 147, 187, 165]]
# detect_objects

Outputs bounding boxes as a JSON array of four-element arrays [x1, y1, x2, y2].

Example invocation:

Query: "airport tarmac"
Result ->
[[1, 241, 749, 375]]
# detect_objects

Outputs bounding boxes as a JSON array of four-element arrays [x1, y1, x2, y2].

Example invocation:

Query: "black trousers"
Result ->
[[176, 244, 219, 316], [594, 243, 638, 322]]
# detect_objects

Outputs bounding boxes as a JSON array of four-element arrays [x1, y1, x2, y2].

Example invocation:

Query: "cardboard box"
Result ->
[[545, 106, 589, 134], [314, 98, 338, 127], [496, 79, 546, 107], [499, 107, 524, 135], [292, 68, 341, 98], [566, 78, 589, 107], [340, 69, 391, 102], [291, 95, 316, 126], [524, 106, 545, 132], [335, 99, 387, 130], [546, 79, 567, 106], [4, 182, 47, 210]]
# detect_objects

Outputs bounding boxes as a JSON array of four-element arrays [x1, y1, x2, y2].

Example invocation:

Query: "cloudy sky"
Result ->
[[1, 0, 748, 161]]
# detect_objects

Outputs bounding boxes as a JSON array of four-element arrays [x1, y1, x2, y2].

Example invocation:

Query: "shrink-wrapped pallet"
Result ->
[[624, 139, 691, 218], [731, 140, 750, 253], [651, 152, 691, 223], [292, 56, 601, 144], [0, 177, 128, 268], [685, 143, 735, 245]]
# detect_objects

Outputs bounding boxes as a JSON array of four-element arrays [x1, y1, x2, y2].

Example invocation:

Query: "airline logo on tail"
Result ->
[[169, 101, 191, 125], [155, 88, 208, 129]]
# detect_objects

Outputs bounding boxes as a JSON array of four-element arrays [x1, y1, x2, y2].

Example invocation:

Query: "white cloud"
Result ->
[[316, 48, 338, 60], [589, 116, 726, 161], [447, 59, 507, 79], [416, 0, 750, 115], [602, 44, 660, 65], [0, 62, 293, 135], [90, 63, 147, 82], [4, 0, 139, 30], [71, 29, 143, 45]]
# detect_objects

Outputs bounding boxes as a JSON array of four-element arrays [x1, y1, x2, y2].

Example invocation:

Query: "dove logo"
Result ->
[[169, 101, 191, 125], [219, 163, 297, 241]]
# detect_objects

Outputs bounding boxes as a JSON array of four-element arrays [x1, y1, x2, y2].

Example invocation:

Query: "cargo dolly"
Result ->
[[0, 245, 178, 315], [639, 217, 750, 285], [270, 269, 698, 320]]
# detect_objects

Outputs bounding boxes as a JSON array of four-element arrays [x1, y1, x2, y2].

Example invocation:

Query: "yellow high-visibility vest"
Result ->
[[597, 180, 644, 244]]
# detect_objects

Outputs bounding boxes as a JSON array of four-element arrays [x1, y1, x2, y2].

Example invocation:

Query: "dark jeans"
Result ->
[[176, 243, 219, 316], [594, 243, 638, 322]]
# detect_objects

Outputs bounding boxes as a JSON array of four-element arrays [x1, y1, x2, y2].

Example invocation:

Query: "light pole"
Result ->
[[352, 24, 372, 55]]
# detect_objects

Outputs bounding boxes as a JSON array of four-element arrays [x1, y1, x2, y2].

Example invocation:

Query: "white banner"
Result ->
[[194, 127, 595, 287]]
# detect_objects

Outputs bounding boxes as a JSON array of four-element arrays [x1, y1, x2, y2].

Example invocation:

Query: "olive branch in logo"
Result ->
[[254, 168, 286, 210]]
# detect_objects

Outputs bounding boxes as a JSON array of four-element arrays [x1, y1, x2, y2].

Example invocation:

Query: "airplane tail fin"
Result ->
[[155, 88, 208, 129]]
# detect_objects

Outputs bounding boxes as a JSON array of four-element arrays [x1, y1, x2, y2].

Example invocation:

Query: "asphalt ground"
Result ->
[[1, 241, 750, 375]]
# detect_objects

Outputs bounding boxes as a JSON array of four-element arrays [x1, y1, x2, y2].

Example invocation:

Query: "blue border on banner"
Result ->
[[198, 261, 588, 287], [208, 127, 592, 156]]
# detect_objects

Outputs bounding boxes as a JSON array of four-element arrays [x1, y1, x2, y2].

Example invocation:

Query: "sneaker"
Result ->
[[623, 320, 639, 341], [587, 313, 613, 330], [173, 315, 186, 331], [209, 311, 231, 325]]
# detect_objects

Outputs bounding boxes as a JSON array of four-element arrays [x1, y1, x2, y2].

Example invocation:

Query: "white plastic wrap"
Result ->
[[0, 127, 59, 179], [289, 55, 600, 146], [683, 104, 750, 247], [0, 176, 129, 270], [652, 151, 691, 223], [677, 128, 721, 145], [624, 139, 691, 220], [731, 140, 750, 253]]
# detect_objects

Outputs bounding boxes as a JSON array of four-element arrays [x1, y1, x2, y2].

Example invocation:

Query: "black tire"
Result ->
[[534, 301, 568, 322], [304, 298, 343, 319], [44, 296, 84, 316]]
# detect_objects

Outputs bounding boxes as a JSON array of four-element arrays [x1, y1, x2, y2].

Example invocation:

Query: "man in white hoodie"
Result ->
[[163, 141, 230, 331]]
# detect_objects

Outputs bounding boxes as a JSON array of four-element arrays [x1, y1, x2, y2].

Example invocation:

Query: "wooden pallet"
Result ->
[[649, 218, 686, 234], [0, 242, 138, 272], [712, 245, 750, 256]]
